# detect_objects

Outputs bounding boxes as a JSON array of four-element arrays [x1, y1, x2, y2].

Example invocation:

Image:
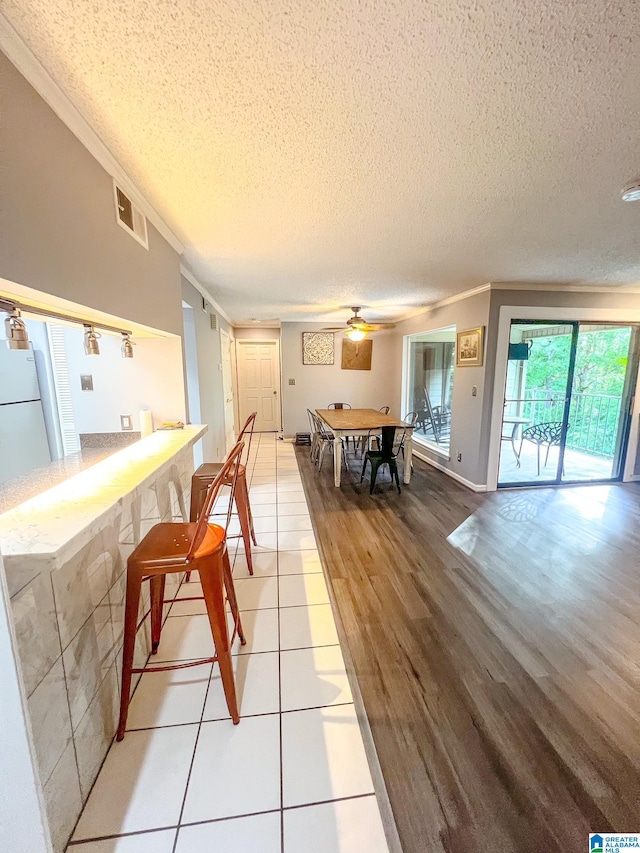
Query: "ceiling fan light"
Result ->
[[621, 181, 640, 202], [346, 328, 366, 342]]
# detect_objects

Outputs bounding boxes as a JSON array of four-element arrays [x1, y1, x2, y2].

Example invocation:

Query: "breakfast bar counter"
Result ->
[[0, 425, 206, 851]]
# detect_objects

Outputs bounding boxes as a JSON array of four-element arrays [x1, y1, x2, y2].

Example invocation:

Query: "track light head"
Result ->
[[83, 325, 101, 355], [4, 305, 30, 350], [121, 332, 134, 358]]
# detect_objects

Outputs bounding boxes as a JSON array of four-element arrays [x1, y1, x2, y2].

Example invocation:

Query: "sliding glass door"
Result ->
[[498, 321, 637, 487]]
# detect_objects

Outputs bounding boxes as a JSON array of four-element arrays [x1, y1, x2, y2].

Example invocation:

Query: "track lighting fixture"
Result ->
[[4, 306, 30, 350], [83, 325, 101, 355], [121, 332, 135, 358]]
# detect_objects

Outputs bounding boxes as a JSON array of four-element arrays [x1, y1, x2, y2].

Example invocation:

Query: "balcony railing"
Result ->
[[505, 390, 623, 459]]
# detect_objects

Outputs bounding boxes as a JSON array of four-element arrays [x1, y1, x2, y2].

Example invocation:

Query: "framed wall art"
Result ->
[[302, 332, 334, 365], [456, 327, 484, 367], [341, 338, 372, 370]]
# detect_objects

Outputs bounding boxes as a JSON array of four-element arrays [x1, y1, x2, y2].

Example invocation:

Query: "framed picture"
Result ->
[[302, 332, 334, 365], [456, 327, 484, 367], [341, 338, 372, 370]]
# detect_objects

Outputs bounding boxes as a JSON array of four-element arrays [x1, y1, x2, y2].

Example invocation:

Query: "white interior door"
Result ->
[[236, 339, 281, 432], [220, 329, 236, 451]]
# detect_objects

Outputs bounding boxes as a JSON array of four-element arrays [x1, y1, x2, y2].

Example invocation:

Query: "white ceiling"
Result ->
[[3, 0, 640, 324]]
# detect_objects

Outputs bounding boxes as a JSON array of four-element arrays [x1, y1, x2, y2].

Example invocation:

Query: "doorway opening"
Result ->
[[498, 320, 638, 487]]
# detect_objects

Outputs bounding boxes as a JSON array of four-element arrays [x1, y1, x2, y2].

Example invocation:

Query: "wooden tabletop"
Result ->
[[315, 408, 410, 431]]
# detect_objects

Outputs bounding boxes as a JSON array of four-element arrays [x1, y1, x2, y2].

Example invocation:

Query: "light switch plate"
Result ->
[[80, 375, 93, 391]]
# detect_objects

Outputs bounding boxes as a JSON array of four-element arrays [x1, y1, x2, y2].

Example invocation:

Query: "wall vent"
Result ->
[[210, 312, 218, 331], [113, 181, 148, 249]]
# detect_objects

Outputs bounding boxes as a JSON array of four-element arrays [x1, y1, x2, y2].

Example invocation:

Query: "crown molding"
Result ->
[[491, 281, 640, 294], [395, 278, 640, 327], [0, 12, 184, 255], [392, 283, 492, 325], [179, 265, 232, 326]]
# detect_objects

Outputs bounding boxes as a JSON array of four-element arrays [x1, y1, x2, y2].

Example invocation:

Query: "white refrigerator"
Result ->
[[0, 348, 52, 485]]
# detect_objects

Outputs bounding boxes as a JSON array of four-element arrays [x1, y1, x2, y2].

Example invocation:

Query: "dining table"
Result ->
[[315, 408, 414, 487]]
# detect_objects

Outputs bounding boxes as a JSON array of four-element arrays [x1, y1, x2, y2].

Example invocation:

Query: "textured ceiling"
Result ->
[[3, 0, 640, 323]]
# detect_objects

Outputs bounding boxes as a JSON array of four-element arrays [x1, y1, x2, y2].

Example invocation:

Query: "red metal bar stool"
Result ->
[[185, 412, 257, 581], [116, 440, 247, 740]]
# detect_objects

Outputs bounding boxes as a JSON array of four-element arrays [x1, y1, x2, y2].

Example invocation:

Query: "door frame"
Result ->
[[220, 328, 235, 452], [488, 305, 640, 491], [234, 337, 282, 432]]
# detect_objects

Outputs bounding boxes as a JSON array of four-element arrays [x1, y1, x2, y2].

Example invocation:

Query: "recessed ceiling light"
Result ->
[[621, 181, 640, 202], [250, 318, 261, 323]]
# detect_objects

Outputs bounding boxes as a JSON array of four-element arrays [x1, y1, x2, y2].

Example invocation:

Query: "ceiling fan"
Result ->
[[322, 307, 396, 341]]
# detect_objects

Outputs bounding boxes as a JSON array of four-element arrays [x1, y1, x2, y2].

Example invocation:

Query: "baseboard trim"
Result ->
[[412, 449, 487, 492]]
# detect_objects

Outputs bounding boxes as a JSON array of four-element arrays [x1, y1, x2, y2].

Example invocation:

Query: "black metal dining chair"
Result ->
[[361, 425, 405, 494]]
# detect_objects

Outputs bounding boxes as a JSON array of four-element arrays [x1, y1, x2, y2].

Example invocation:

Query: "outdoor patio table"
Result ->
[[315, 408, 414, 487], [502, 415, 531, 460]]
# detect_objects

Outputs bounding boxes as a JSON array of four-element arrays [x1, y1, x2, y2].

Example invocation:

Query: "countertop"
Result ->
[[0, 448, 116, 515], [0, 425, 206, 562]]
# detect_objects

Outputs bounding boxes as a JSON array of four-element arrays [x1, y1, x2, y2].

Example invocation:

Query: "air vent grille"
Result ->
[[113, 181, 148, 249], [210, 312, 218, 331]]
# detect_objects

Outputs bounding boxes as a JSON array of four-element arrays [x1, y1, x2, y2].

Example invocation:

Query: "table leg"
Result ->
[[333, 432, 342, 487], [511, 423, 520, 465], [404, 433, 412, 484]]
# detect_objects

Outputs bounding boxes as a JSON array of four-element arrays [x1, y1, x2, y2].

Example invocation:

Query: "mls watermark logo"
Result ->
[[590, 834, 640, 852]]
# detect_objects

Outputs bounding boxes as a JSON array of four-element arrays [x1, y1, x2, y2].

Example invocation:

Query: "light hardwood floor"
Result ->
[[296, 446, 640, 853]]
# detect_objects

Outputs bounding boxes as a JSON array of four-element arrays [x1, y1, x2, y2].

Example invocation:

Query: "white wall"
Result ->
[[180, 278, 230, 462], [280, 322, 397, 437], [62, 326, 185, 437]]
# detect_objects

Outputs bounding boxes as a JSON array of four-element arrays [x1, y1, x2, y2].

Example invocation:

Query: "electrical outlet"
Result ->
[[80, 375, 93, 391], [289, 378, 296, 385], [120, 414, 133, 431], [457, 452, 462, 462]]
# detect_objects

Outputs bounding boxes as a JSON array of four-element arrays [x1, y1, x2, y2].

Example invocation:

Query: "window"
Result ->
[[404, 326, 455, 451]]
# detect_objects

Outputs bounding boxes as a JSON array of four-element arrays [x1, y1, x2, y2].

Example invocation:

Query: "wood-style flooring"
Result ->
[[295, 446, 640, 853]]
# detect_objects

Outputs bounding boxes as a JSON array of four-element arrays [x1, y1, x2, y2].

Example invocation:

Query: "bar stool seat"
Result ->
[[116, 441, 247, 741], [186, 413, 258, 581]]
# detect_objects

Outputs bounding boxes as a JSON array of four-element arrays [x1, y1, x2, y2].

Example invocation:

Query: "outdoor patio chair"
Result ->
[[517, 421, 566, 475]]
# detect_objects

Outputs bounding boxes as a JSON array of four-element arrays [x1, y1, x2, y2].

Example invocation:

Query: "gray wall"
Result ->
[[181, 277, 231, 461], [281, 322, 398, 437], [390, 292, 492, 486], [0, 51, 182, 336]]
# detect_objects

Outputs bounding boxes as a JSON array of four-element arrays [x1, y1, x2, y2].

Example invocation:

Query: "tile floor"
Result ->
[[67, 434, 390, 852]]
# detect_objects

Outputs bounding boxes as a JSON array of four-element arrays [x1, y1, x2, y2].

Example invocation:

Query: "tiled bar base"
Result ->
[[0, 427, 205, 852], [66, 434, 391, 853]]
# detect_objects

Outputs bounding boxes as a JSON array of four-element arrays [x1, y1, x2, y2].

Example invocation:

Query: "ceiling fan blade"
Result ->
[[363, 322, 396, 330], [320, 327, 342, 332], [350, 322, 396, 331]]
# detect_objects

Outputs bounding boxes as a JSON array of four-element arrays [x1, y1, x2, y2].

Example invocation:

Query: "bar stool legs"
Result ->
[[200, 555, 240, 724], [116, 545, 244, 741], [117, 569, 144, 740], [185, 466, 255, 580]]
